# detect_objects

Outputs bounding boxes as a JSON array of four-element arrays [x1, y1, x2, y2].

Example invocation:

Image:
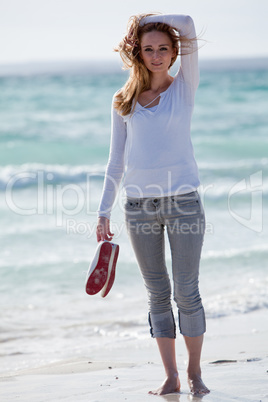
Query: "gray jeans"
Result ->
[[124, 191, 206, 338]]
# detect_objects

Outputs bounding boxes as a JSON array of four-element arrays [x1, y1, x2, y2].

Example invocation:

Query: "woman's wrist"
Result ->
[[97, 215, 110, 221]]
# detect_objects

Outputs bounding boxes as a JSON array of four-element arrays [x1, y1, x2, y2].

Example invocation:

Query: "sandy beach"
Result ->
[[1, 309, 267, 402]]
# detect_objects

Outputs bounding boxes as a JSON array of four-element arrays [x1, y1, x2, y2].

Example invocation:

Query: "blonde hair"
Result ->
[[114, 13, 196, 116]]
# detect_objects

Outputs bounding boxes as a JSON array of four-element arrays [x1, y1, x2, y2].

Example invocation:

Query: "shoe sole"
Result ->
[[101, 243, 119, 298], [85, 241, 113, 295]]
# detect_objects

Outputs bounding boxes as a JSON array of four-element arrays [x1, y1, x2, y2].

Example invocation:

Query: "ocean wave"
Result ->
[[199, 158, 268, 171], [204, 276, 268, 318], [0, 162, 268, 205], [203, 244, 268, 260], [0, 163, 106, 190]]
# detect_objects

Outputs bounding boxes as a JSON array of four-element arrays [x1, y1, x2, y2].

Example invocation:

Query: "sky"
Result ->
[[0, 0, 268, 64]]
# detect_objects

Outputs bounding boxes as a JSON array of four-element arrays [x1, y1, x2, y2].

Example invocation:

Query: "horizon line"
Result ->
[[0, 56, 267, 76]]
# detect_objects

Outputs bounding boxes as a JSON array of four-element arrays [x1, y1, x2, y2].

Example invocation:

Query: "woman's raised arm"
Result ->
[[140, 14, 199, 90]]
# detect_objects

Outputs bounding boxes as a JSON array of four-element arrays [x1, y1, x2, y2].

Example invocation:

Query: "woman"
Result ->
[[96, 13, 210, 396]]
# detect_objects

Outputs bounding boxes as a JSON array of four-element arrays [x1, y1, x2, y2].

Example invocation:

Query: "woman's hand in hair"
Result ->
[[96, 216, 114, 242]]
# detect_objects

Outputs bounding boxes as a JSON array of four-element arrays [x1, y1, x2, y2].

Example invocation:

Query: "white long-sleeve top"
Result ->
[[97, 15, 200, 219]]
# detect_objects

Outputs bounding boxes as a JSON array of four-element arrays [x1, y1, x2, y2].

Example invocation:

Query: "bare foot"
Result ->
[[188, 373, 210, 395], [149, 375, 181, 395]]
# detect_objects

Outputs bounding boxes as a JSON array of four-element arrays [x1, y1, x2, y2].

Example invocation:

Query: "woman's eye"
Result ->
[[143, 47, 168, 52]]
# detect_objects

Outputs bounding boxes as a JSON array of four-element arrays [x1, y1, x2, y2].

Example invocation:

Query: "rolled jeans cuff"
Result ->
[[148, 310, 176, 338], [178, 307, 206, 337]]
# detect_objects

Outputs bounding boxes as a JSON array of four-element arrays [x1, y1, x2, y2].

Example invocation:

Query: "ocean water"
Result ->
[[0, 59, 268, 374]]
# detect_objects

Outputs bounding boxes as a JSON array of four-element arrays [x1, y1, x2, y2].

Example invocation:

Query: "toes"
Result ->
[[148, 390, 158, 395], [192, 387, 210, 395]]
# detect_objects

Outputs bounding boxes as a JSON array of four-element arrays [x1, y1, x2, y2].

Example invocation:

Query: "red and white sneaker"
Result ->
[[85, 241, 119, 297]]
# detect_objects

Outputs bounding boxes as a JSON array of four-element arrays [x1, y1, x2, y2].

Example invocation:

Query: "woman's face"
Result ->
[[140, 31, 176, 73]]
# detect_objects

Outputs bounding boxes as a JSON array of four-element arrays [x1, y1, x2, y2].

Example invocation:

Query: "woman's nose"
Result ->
[[152, 50, 160, 59]]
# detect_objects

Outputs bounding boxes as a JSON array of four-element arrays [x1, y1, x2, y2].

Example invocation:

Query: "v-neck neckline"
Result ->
[[137, 78, 175, 111]]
